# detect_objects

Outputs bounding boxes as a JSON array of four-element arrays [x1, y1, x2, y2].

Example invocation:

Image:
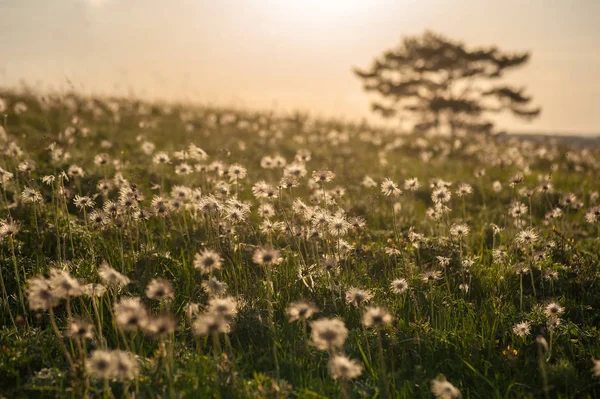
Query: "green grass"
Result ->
[[0, 88, 600, 398]]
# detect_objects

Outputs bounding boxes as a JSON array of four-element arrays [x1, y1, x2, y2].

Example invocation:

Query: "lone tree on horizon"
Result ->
[[354, 30, 541, 135]]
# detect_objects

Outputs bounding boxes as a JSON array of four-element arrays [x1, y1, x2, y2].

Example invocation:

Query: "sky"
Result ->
[[0, 0, 599, 134]]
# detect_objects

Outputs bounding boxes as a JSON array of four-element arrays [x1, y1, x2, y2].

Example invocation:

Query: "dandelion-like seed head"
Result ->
[[252, 247, 282, 266], [362, 306, 393, 328], [286, 301, 318, 323], [145, 278, 174, 301], [310, 317, 348, 352], [390, 278, 409, 295], [328, 355, 363, 380], [194, 249, 223, 275], [345, 287, 373, 308]]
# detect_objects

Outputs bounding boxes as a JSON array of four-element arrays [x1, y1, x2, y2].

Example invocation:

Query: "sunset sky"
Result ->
[[1, 0, 598, 134]]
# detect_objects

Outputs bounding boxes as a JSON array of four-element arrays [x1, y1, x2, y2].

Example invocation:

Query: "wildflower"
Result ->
[[86, 350, 114, 380], [229, 164, 247, 180], [455, 183, 472, 197], [404, 177, 421, 191], [490, 224, 504, 235], [450, 223, 470, 239], [585, 206, 600, 224], [145, 278, 174, 301], [114, 297, 148, 331], [328, 355, 363, 380], [362, 306, 393, 328], [73, 195, 95, 209], [514, 262, 529, 275], [328, 216, 351, 237], [151, 196, 172, 216], [41, 175, 56, 185], [295, 149, 311, 162], [141, 141, 155, 155], [461, 258, 475, 269], [145, 315, 176, 337], [89, 210, 108, 226], [385, 247, 401, 256], [260, 219, 285, 235], [544, 302, 564, 318], [208, 296, 238, 319], [194, 249, 223, 275], [437, 256, 451, 267], [21, 187, 43, 204], [431, 375, 462, 399], [345, 287, 373, 307], [68, 319, 94, 340], [49, 269, 83, 298], [515, 228, 539, 246], [362, 175, 377, 188], [509, 173, 523, 186], [252, 247, 282, 266], [67, 165, 85, 178], [202, 277, 228, 297], [83, 283, 107, 297], [381, 178, 402, 197], [509, 202, 528, 218], [192, 313, 231, 336], [310, 318, 348, 352], [560, 193, 578, 209], [390, 278, 409, 294], [547, 316, 561, 330], [492, 180, 502, 192], [258, 203, 275, 218], [185, 302, 201, 320], [432, 187, 451, 204], [421, 270, 442, 283], [0, 219, 20, 238], [111, 350, 140, 381], [286, 301, 318, 323], [543, 270, 559, 281], [152, 152, 170, 164], [312, 169, 335, 184], [284, 163, 307, 179], [512, 321, 531, 338], [348, 216, 366, 230], [94, 153, 111, 166], [27, 276, 59, 310], [320, 255, 339, 274]]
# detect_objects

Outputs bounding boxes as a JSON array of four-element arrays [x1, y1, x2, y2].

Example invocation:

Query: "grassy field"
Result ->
[[0, 88, 600, 398]]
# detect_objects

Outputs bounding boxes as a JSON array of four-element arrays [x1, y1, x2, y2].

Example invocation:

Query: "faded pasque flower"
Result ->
[[286, 301, 318, 323], [431, 375, 462, 399], [98, 261, 130, 287], [345, 287, 373, 308], [194, 249, 223, 275], [512, 321, 531, 338], [145, 278, 174, 301], [362, 306, 393, 328], [310, 317, 348, 352], [252, 247, 282, 267], [27, 276, 59, 310], [390, 278, 409, 295], [328, 355, 363, 380]]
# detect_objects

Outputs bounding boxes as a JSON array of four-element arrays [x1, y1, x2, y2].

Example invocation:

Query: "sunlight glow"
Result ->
[[261, 0, 371, 25]]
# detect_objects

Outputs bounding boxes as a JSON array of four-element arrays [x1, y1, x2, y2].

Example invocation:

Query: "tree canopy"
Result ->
[[354, 30, 541, 135]]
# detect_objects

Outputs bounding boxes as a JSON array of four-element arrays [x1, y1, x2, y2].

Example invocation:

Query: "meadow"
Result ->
[[0, 88, 599, 398]]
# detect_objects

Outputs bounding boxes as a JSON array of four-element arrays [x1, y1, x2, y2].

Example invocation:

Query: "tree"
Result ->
[[353, 31, 541, 136]]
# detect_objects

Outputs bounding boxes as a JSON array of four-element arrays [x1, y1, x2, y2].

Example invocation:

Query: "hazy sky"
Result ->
[[1, 0, 599, 134]]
